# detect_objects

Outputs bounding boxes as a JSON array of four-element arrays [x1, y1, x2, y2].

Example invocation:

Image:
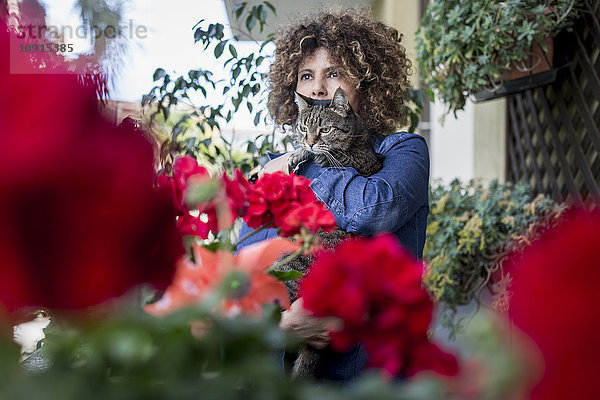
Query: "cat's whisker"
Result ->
[[322, 151, 349, 179]]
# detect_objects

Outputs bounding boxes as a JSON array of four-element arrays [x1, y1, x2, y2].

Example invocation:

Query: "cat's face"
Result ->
[[294, 88, 361, 153]]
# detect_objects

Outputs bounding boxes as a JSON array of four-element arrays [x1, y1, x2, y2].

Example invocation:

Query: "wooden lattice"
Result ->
[[507, 0, 600, 203]]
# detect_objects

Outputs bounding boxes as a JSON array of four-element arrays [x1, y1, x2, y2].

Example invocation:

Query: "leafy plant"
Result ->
[[0, 305, 447, 400], [416, 0, 580, 115], [144, 1, 426, 175], [142, 1, 285, 175], [424, 179, 566, 335]]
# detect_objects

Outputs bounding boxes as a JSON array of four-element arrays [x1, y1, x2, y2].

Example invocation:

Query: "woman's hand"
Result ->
[[259, 152, 291, 177], [279, 298, 341, 349]]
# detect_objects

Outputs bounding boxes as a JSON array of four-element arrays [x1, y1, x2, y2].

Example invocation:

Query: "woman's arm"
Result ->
[[297, 133, 430, 235]]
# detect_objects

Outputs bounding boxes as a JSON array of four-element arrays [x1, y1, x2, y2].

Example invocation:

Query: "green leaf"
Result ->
[[232, 2, 247, 20], [232, 66, 241, 80], [263, 1, 276, 15], [269, 270, 304, 281], [214, 40, 227, 58], [245, 14, 256, 32], [257, 4, 267, 23], [161, 105, 170, 120], [141, 94, 153, 106], [253, 110, 262, 126], [153, 68, 166, 81], [425, 87, 435, 102], [229, 44, 238, 58], [185, 178, 221, 206], [247, 102, 253, 113]]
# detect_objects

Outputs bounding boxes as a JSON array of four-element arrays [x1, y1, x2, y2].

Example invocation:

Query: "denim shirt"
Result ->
[[236, 132, 430, 382], [237, 132, 430, 259]]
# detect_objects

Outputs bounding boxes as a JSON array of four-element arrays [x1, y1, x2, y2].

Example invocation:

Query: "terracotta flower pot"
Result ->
[[503, 36, 554, 81]]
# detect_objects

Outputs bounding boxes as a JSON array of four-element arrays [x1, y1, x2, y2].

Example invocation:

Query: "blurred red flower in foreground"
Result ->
[[300, 234, 457, 377], [157, 156, 252, 238], [244, 172, 336, 236], [0, 22, 183, 313], [509, 207, 600, 400], [145, 238, 298, 317]]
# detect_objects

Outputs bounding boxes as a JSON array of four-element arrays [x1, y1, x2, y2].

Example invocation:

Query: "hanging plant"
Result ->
[[416, 0, 581, 115]]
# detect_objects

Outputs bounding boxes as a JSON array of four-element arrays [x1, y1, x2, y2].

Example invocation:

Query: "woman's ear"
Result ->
[[294, 92, 313, 112]]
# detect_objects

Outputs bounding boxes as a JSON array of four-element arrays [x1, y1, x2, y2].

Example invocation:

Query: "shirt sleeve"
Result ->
[[297, 133, 430, 236]]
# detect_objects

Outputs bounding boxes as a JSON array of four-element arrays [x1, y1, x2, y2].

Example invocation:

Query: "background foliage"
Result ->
[[424, 179, 565, 335]]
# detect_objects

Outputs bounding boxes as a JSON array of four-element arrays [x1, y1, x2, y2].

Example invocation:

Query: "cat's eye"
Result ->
[[320, 127, 332, 134], [298, 125, 308, 133]]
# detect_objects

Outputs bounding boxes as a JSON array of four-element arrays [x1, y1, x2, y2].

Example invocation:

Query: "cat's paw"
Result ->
[[288, 149, 312, 172]]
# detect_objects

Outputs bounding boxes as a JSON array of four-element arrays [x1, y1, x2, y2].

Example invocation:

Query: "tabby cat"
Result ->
[[278, 87, 384, 378]]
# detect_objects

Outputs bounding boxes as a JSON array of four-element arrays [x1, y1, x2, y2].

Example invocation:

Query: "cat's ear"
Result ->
[[331, 87, 351, 114], [295, 92, 313, 112]]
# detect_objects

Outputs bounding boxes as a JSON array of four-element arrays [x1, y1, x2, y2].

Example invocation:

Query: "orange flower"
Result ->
[[145, 238, 298, 317]]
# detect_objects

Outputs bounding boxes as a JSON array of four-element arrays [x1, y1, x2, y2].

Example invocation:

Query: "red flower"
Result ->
[[158, 158, 252, 238], [243, 172, 336, 237], [176, 213, 215, 238], [300, 234, 457, 377], [509, 207, 600, 400], [223, 169, 250, 218], [157, 155, 209, 215], [244, 188, 271, 228], [145, 238, 299, 317], [279, 203, 337, 236], [0, 21, 183, 313]]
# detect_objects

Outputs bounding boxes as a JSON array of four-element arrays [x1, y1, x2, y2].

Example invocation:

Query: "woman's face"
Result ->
[[296, 47, 360, 112]]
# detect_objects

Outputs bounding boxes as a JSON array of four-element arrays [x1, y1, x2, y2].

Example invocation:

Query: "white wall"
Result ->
[[429, 100, 475, 184]]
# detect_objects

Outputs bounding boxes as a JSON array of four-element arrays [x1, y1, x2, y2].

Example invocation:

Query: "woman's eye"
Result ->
[[327, 71, 339, 78], [300, 73, 312, 80], [320, 127, 331, 134]]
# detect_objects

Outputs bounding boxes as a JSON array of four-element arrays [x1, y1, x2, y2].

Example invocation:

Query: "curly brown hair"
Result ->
[[267, 8, 412, 135]]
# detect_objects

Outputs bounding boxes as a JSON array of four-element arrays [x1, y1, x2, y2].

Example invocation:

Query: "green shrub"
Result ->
[[424, 179, 565, 331]]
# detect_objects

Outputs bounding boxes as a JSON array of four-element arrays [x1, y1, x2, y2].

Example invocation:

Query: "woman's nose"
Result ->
[[311, 78, 327, 97]]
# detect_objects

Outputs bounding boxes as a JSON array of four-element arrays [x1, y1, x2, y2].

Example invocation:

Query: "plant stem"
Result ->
[[232, 222, 273, 251], [265, 249, 304, 273]]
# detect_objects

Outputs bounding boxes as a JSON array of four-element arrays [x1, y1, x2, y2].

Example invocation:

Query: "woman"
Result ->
[[237, 8, 430, 381]]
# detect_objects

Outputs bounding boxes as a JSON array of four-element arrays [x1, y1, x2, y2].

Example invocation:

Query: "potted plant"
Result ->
[[416, 0, 580, 115]]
